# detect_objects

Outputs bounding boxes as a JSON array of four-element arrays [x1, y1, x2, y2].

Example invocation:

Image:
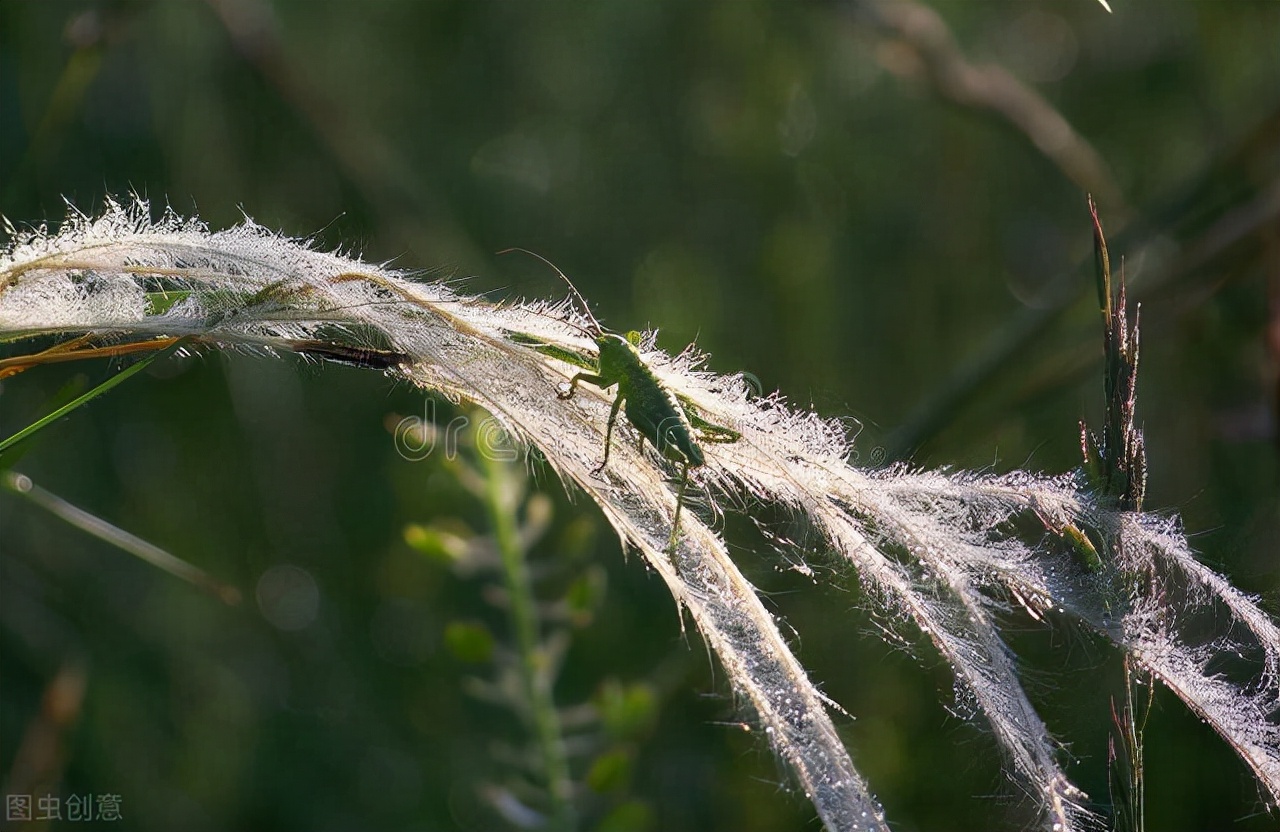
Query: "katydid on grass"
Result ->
[[500, 249, 739, 555]]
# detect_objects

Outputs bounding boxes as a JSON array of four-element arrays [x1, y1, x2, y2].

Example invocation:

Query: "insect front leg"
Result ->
[[594, 390, 625, 475], [558, 372, 608, 400]]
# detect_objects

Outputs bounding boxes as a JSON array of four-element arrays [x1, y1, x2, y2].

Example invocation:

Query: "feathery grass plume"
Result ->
[[2, 199, 1277, 831]]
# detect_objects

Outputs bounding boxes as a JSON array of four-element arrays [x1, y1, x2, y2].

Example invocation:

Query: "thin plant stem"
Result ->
[[1109, 656, 1153, 832], [1125, 659, 1151, 832], [481, 453, 577, 831], [2, 471, 241, 604]]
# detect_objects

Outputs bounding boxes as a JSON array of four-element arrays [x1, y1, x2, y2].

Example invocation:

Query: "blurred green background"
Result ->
[[2, 1, 1278, 830]]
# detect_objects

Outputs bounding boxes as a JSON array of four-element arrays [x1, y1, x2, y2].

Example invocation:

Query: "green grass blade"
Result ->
[[0, 337, 189, 456]]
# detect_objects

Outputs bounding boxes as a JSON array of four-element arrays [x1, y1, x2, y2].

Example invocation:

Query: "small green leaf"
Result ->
[[586, 748, 633, 793], [565, 565, 607, 627], [444, 621, 495, 663], [1062, 523, 1104, 574], [403, 523, 470, 563], [145, 289, 193, 315], [594, 799, 652, 832], [595, 680, 657, 741]]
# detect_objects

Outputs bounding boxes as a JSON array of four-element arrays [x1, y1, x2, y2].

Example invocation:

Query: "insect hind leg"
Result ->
[[666, 461, 691, 556]]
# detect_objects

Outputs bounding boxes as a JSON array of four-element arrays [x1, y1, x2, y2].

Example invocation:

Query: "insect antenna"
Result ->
[[497, 247, 604, 336], [511, 303, 599, 341]]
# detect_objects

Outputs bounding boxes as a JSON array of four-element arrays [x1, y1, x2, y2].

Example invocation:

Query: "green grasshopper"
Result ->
[[501, 250, 739, 555]]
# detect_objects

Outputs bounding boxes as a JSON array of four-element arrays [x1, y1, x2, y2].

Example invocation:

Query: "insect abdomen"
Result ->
[[625, 373, 703, 467]]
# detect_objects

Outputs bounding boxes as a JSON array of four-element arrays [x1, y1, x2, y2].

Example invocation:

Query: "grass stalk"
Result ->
[[481, 453, 578, 831]]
